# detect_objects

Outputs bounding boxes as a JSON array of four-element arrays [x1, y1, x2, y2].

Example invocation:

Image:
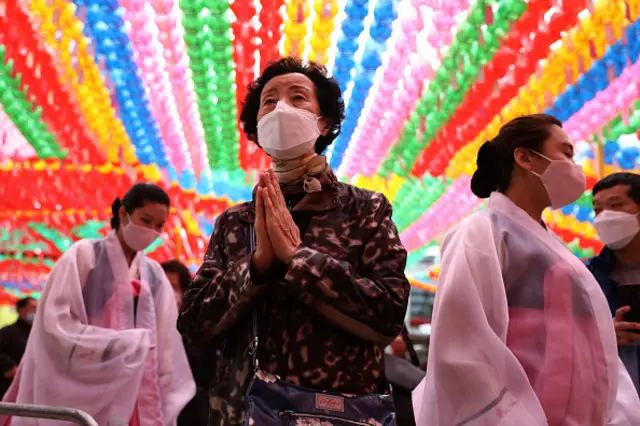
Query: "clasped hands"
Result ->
[[252, 169, 302, 274]]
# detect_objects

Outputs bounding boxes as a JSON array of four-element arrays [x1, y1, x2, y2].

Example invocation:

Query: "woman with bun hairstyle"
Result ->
[[2, 183, 195, 426], [412, 114, 640, 425]]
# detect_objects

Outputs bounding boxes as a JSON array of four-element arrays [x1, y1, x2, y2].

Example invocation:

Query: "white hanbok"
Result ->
[[413, 192, 640, 426], [1, 232, 195, 425]]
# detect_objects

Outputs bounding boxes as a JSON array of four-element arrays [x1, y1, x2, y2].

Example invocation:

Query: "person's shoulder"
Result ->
[[57, 238, 96, 262], [339, 182, 392, 216], [216, 201, 252, 224], [585, 247, 614, 275], [0, 322, 17, 335], [448, 210, 491, 233], [442, 211, 494, 252], [68, 238, 96, 251], [339, 182, 388, 203]]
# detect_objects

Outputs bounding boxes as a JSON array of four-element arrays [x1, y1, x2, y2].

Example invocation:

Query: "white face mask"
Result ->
[[122, 215, 160, 252], [530, 151, 586, 209], [594, 210, 640, 250], [257, 101, 321, 160]]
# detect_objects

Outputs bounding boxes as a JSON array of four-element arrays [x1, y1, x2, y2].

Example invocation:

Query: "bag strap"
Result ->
[[246, 225, 261, 369], [401, 325, 420, 367]]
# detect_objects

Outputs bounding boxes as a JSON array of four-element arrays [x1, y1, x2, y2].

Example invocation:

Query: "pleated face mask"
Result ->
[[257, 101, 321, 160], [530, 151, 586, 209], [122, 215, 160, 251], [594, 210, 640, 250]]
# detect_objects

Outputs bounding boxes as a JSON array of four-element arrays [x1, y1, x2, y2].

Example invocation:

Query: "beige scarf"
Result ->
[[272, 154, 328, 193]]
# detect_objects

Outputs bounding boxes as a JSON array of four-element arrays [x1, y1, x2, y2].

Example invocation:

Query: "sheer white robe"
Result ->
[[1, 232, 195, 425], [413, 192, 640, 426]]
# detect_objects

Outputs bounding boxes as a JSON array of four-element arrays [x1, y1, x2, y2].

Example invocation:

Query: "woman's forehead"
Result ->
[[262, 73, 316, 94], [135, 202, 168, 218], [547, 125, 573, 146]]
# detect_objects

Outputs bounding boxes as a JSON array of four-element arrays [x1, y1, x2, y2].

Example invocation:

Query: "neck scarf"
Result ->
[[272, 154, 328, 193]]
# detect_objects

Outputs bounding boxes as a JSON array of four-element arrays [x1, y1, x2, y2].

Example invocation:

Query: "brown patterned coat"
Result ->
[[178, 170, 410, 426]]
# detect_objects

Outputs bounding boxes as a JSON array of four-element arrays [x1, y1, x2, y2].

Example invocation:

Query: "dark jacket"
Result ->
[[178, 340, 218, 426], [586, 247, 620, 316], [178, 169, 410, 425], [0, 319, 31, 396], [587, 247, 640, 393]]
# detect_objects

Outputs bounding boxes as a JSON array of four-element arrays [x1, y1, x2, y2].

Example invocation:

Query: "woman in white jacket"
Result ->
[[2, 183, 195, 425], [413, 114, 640, 426]]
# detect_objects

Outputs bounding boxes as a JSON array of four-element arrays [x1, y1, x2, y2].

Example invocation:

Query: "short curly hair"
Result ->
[[239, 57, 346, 155]]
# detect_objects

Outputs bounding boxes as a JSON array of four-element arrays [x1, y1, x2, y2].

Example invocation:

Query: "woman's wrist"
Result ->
[[251, 250, 272, 275]]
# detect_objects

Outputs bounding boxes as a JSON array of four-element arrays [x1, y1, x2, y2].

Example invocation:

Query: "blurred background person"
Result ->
[[589, 172, 640, 393], [162, 259, 214, 426], [0, 297, 37, 397], [1, 183, 195, 426], [162, 259, 193, 309]]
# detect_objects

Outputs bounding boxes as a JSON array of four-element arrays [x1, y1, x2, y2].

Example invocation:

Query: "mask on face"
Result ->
[[594, 210, 640, 250], [530, 151, 586, 209], [122, 215, 160, 252], [25, 312, 35, 325], [257, 101, 321, 160]]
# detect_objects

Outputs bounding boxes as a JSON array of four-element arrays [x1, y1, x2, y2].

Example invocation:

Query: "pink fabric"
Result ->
[[102, 277, 164, 426], [506, 264, 607, 425], [131, 406, 140, 426], [413, 192, 640, 426], [132, 279, 142, 297], [92, 257, 164, 425]]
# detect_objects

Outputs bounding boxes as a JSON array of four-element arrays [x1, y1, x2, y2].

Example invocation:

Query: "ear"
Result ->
[[118, 205, 127, 225], [318, 117, 332, 137], [513, 147, 534, 171]]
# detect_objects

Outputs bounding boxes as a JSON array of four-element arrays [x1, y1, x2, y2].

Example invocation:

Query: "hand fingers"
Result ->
[[263, 171, 279, 209], [255, 188, 264, 221], [263, 185, 275, 211], [264, 185, 293, 233], [268, 170, 285, 207], [285, 215, 299, 240], [267, 170, 287, 209], [618, 330, 638, 344], [616, 321, 640, 331], [266, 184, 282, 215], [615, 306, 632, 320]]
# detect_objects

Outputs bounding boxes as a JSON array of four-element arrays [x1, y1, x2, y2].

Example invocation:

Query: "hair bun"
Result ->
[[110, 198, 122, 229], [470, 141, 498, 199], [476, 141, 496, 168], [111, 198, 122, 214]]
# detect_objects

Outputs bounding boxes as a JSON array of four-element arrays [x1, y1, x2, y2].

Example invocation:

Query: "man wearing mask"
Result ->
[[0, 297, 37, 396], [588, 172, 640, 392]]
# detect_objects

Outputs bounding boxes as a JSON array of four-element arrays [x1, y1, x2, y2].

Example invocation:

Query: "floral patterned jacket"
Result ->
[[178, 169, 410, 426]]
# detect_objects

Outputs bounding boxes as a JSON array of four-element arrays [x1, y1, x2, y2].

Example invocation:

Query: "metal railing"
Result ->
[[0, 402, 98, 426]]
